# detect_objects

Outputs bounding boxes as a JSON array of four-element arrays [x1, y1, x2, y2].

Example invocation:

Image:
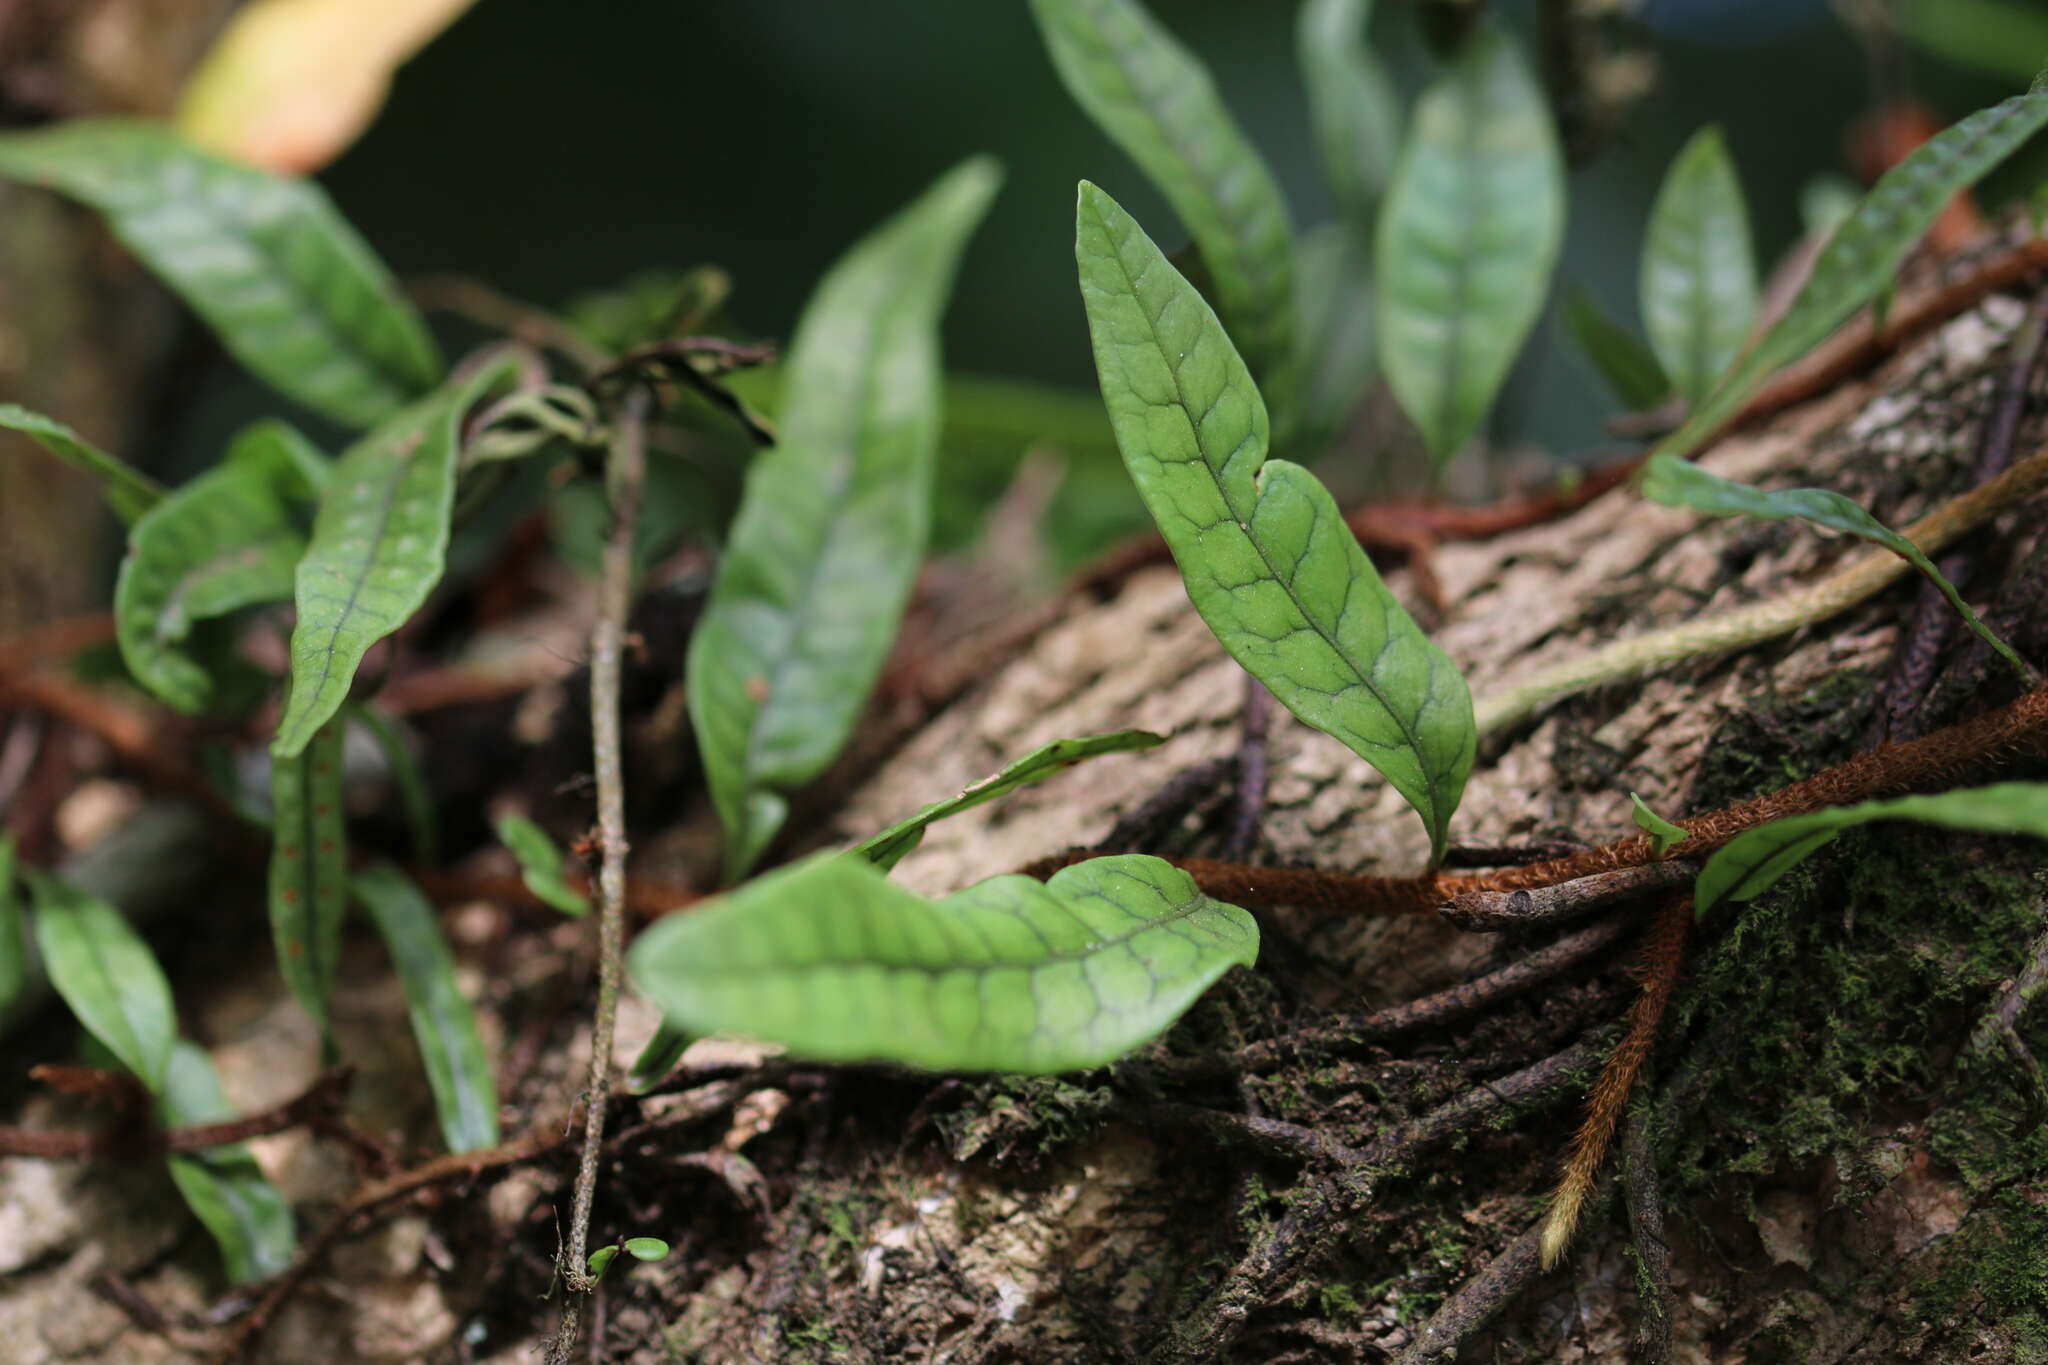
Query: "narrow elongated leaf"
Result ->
[[159, 1040, 297, 1284], [628, 1020, 694, 1093], [0, 403, 164, 525], [629, 852, 1258, 1074], [0, 834, 26, 1018], [28, 873, 175, 1093], [269, 718, 347, 1035], [115, 421, 325, 712], [1077, 183, 1475, 858], [0, 120, 441, 426], [1640, 453, 2031, 680], [1031, 0, 1296, 396], [352, 863, 499, 1152], [1639, 127, 1758, 404], [493, 812, 587, 916], [1630, 792, 1686, 857], [1696, 782, 2048, 914], [1563, 287, 1670, 411], [1658, 75, 2048, 462], [1291, 224, 1379, 459], [854, 729, 1165, 872], [274, 356, 518, 757], [1376, 25, 1564, 464], [1298, 0, 1402, 224], [688, 159, 1000, 880]]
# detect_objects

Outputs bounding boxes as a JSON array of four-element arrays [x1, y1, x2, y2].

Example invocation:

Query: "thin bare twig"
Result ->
[[0, 1068, 352, 1160], [1441, 860, 1696, 932], [1623, 1108, 1676, 1365]]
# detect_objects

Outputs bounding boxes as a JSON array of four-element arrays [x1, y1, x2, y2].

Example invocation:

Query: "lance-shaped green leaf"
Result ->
[[628, 1020, 694, 1093], [274, 356, 518, 757], [1298, 0, 1402, 224], [0, 120, 441, 427], [28, 872, 174, 1093], [493, 812, 587, 916], [1291, 224, 1379, 459], [688, 158, 1000, 881], [1031, 0, 1296, 397], [1077, 183, 1475, 858], [159, 1040, 297, 1284], [0, 834, 26, 1018], [1630, 792, 1687, 858], [1376, 24, 1564, 465], [269, 718, 347, 1036], [352, 863, 499, 1152], [1657, 74, 2048, 463], [115, 421, 326, 713], [1640, 127, 1758, 405], [1696, 782, 2048, 915], [630, 852, 1257, 1074], [0, 403, 164, 525], [1563, 286, 1670, 411], [853, 729, 1165, 873], [1640, 453, 2031, 681]]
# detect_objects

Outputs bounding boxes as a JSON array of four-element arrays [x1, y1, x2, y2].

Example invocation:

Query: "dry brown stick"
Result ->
[[1388, 1218, 1548, 1365], [1441, 860, 1697, 932], [0, 1068, 352, 1160], [1622, 1108, 1676, 1365]]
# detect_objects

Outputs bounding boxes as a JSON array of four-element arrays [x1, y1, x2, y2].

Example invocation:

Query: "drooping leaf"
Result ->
[[0, 120, 441, 427], [348, 703, 436, 866], [587, 1245, 621, 1280], [1696, 782, 2048, 914], [688, 159, 1000, 881], [268, 718, 347, 1036], [493, 812, 588, 916], [629, 852, 1258, 1074], [628, 1020, 694, 1093], [1376, 24, 1565, 465], [1562, 287, 1671, 411], [159, 1040, 298, 1284], [1076, 183, 1475, 859], [115, 421, 326, 713], [1290, 224, 1379, 459], [274, 356, 519, 757], [1639, 127, 1758, 404], [1656, 75, 2048, 463], [1298, 0, 1403, 224], [352, 863, 499, 1152], [1630, 792, 1687, 858], [1639, 453, 2031, 681], [0, 403, 164, 525], [853, 729, 1165, 873], [0, 834, 26, 1018], [28, 872, 175, 1094], [1031, 0, 1297, 398]]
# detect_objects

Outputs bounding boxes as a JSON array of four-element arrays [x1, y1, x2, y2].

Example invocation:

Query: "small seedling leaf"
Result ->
[[1656, 74, 2048, 463], [1640, 453, 2031, 681], [1031, 0, 1297, 397], [115, 421, 326, 712], [28, 872, 175, 1094], [688, 158, 999, 881], [1077, 183, 1475, 859], [493, 812, 588, 916], [629, 852, 1258, 1074], [1696, 782, 2048, 914], [1639, 127, 1758, 404], [352, 862, 499, 1152], [587, 1246, 619, 1280], [0, 403, 164, 525], [0, 120, 440, 426], [159, 1040, 297, 1284], [274, 355, 519, 757], [1563, 287, 1670, 411], [268, 717, 347, 1036], [1629, 792, 1687, 857], [1298, 0, 1402, 224], [1376, 24, 1564, 465], [623, 1237, 670, 1261], [852, 729, 1164, 872]]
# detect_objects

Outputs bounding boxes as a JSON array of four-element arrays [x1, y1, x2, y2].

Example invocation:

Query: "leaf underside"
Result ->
[[1076, 181, 1474, 859], [268, 718, 347, 1034], [687, 157, 1000, 881], [628, 852, 1258, 1075]]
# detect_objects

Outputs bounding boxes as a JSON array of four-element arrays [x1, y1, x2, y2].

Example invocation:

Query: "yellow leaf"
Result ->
[[175, 0, 480, 172]]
